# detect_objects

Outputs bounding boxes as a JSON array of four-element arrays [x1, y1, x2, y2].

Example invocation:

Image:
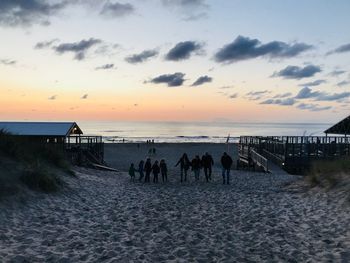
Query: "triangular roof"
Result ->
[[324, 115, 350, 135], [0, 122, 83, 136]]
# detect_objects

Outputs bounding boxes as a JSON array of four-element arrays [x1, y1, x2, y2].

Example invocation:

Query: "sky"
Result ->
[[0, 0, 350, 123]]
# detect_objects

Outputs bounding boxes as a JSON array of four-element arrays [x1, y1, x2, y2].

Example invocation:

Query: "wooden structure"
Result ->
[[239, 135, 350, 174], [0, 122, 104, 165], [325, 115, 350, 136]]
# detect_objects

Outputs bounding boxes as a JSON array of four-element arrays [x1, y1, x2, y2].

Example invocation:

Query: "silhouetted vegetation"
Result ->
[[307, 157, 350, 188], [0, 130, 73, 194]]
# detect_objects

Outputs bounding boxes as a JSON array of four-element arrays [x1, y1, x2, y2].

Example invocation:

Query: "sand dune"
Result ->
[[0, 143, 349, 262]]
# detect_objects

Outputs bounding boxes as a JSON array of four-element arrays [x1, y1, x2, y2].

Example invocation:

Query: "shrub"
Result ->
[[20, 164, 63, 193], [307, 157, 350, 188]]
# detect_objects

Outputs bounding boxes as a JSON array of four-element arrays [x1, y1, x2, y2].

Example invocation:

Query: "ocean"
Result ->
[[78, 121, 332, 143]]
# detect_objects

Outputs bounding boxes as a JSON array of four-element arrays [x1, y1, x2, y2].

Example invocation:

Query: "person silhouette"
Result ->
[[160, 159, 168, 182], [138, 160, 145, 182], [191, 155, 201, 181], [152, 160, 160, 183], [175, 153, 191, 183], [202, 152, 214, 182], [221, 152, 233, 184], [144, 158, 152, 183]]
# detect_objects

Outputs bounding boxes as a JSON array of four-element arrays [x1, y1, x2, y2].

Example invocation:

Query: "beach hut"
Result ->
[[0, 121, 83, 144], [324, 115, 350, 136], [0, 122, 104, 164]]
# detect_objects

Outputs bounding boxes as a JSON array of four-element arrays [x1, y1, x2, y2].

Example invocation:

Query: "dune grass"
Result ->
[[0, 129, 73, 193], [307, 157, 350, 188]]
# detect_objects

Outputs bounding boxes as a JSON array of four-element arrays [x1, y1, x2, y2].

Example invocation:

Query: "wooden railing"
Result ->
[[251, 149, 269, 172]]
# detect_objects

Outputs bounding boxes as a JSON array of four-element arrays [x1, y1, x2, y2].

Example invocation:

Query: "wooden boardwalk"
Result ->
[[238, 135, 350, 174]]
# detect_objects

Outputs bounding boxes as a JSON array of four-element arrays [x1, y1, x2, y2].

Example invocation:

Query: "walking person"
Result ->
[[160, 159, 168, 183], [152, 160, 160, 183], [221, 152, 233, 184], [138, 160, 145, 182], [191, 155, 201, 181], [128, 163, 136, 182], [202, 152, 214, 182], [144, 158, 152, 183], [175, 153, 191, 183]]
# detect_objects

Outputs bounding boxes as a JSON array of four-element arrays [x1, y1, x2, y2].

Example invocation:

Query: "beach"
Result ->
[[0, 143, 349, 262]]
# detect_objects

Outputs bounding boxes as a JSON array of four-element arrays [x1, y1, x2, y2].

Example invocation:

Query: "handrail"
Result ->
[[251, 149, 269, 172]]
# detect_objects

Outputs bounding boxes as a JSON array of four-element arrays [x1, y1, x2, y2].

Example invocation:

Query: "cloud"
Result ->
[[298, 79, 326, 87], [162, 0, 208, 8], [165, 41, 203, 61], [316, 92, 350, 101], [100, 1, 135, 18], [53, 38, 102, 60], [327, 43, 350, 55], [272, 65, 321, 79], [162, 0, 209, 21], [125, 49, 158, 64], [273, 92, 292, 98], [0, 0, 67, 27], [191, 75, 212, 86], [214, 36, 313, 63], [260, 98, 296, 106], [149, 72, 185, 87], [219, 86, 234, 89], [81, 94, 88, 99], [329, 70, 346, 77], [295, 87, 321, 99], [337, 80, 350, 87], [0, 59, 16, 66], [34, 39, 58, 49], [295, 87, 350, 102], [48, 95, 57, 100], [245, 90, 270, 100], [297, 103, 332, 112], [229, 93, 238, 99], [95, 64, 115, 70]]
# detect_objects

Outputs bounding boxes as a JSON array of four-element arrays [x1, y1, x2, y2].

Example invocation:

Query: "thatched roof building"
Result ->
[[324, 115, 350, 135]]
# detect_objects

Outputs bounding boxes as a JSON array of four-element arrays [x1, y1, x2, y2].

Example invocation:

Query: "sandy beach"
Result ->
[[0, 143, 349, 262]]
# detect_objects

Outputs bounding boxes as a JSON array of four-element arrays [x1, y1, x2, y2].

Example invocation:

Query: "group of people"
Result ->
[[129, 158, 168, 183], [129, 152, 233, 185]]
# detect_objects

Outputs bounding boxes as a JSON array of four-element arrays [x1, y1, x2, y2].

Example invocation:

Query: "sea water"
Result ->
[[78, 121, 331, 143]]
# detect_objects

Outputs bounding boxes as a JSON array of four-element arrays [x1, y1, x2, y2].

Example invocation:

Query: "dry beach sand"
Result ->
[[0, 143, 349, 262]]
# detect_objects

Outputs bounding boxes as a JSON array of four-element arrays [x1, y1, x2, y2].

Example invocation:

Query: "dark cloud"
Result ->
[[295, 87, 350, 102], [214, 36, 312, 63], [0, 0, 67, 27], [337, 80, 350, 87], [183, 12, 208, 21], [229, 93, 238, 99], [149, 72, 185, 87], [191, 75, 212, 86], [327, 43, 350, 55], [0, 59, 16, 66], [95, 64, 115, 70], [100, 1, 134, 18], [260, 98, 295, 106], [298, 79, 326, 87], [273, 92, 292, 98], [272, 65, 321, 79], [165, 41, 203, 61], [34, 39, 58, 49], [295, 87, 321, 99], [219, 86, 234, 89], [125, 50, 158, 64], [53, 38, 102, 60], [329, 70, 346, 76], [48, 95, 57, 100], [316, 92, 350, 101], [81, 94, 88, 99], [297, 103, 331, 112]]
